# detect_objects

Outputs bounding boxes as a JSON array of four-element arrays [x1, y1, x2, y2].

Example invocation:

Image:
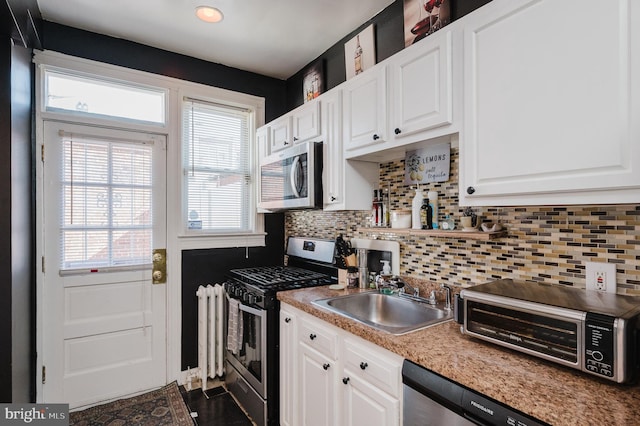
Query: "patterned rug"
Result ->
[[70, 381, 193, 425]]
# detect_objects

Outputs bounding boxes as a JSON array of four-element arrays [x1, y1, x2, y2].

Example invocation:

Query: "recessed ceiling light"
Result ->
[[196, 6, 224, 23]]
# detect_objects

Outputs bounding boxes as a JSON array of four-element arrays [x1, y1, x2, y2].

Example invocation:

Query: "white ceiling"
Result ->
[[36, 0, 395, 80]]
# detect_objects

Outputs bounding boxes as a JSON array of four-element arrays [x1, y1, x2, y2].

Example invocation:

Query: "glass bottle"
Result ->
[[371, 189, 379, 226], [420, 199, 433, 229]]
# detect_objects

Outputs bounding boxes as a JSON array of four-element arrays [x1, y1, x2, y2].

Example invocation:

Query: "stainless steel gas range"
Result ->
[[224, 237, 337, 426]]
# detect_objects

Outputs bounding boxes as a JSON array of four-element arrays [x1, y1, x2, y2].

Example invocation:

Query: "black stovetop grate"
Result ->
[[229, 266, 330, 287]]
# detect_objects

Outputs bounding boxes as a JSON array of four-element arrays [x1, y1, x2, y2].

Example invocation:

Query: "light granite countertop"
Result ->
[[277, 285, 640, 426]]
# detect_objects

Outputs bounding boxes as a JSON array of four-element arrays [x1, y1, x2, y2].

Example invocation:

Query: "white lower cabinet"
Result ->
[[279, 307, 297, 426], [342, 372, 400, 426], [280, 303, 402, 426], [299, 342, 340, 426]]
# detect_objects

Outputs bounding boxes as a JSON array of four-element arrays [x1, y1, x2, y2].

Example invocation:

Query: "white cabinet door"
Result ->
[[299, 343, 339, 426], [461, 0, 640, 206], [390, 29, 452, 139], [269, 116, 293, 153], [322, 89, 344, 208], [279, 308, 297, 426], [256, 125, 270, 160], [322, 89, 378, 211], [342, 372, 400, 426], [292, 100, 321, 143], [343, 67, 388, 155]]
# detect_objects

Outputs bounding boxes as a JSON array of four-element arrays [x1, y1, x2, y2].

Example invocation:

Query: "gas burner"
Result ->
[[230, 266, 330, 287]]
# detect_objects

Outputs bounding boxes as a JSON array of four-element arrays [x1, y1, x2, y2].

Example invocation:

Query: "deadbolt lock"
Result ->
[[152, 248, 166, 284]]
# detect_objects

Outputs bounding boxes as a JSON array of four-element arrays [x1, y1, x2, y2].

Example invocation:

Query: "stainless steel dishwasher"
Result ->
[[402, 360, 548, 426]]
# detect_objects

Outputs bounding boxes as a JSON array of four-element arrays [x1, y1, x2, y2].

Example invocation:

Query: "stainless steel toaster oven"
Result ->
[[455, 279, 640, 383]]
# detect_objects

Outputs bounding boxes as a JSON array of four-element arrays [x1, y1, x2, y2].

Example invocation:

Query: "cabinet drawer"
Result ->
[[299, 316, 338, 359], [343, 338, 402, 397]]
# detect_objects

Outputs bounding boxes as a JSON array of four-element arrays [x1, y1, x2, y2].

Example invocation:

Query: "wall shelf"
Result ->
[[356, 227, 507, 241]]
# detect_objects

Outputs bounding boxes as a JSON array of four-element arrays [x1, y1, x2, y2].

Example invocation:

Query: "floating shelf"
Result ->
[[356, 227, 507, 241]]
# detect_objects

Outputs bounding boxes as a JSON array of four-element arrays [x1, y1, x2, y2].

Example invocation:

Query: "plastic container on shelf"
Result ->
[[411, 188, 424, 230]]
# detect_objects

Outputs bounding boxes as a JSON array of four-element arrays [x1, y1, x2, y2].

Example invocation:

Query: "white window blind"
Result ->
[[182, 98, 252, 233], [59, 133, 153, 271]]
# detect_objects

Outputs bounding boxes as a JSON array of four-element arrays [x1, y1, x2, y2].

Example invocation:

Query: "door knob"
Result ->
[[323, 363, 330, 370], [342, 377, 350, 385], [394, 128, 401, 135], [309, 333, 317, 340], [360, 362, 368, 370], [466, 186, 476, 195]]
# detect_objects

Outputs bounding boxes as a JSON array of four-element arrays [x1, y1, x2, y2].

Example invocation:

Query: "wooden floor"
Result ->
[[180, 386, 254, 426]]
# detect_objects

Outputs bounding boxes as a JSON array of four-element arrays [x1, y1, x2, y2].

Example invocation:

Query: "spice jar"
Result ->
[[346, 266, 359, 288]]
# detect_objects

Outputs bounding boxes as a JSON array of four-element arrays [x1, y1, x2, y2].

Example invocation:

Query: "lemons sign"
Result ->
[[404, 142, 450, 185]]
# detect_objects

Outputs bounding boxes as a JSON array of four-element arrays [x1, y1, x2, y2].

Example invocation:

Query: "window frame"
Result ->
[[34, 51, 267, 249], [43, 68, 168, 126], [180, 95, 258, 236]]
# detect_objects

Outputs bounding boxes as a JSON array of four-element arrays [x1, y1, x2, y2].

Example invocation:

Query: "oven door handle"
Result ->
[[237, 301, 267, 318]]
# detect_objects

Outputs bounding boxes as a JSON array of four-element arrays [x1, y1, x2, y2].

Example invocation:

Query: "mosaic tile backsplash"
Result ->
[[285, 148, 640, 294]]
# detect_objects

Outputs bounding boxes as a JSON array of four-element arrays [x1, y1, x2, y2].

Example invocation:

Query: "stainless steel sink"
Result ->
[[312, 291, 453, 335]]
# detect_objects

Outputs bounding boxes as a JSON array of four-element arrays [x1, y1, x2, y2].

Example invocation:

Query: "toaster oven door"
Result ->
[[463, 299, 583, 368]]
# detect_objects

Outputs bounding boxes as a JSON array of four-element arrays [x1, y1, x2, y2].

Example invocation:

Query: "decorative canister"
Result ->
[[390, 210, 412, 229]]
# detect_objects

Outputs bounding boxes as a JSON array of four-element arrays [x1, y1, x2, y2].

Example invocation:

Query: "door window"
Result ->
[[58, 132, 154, 273]]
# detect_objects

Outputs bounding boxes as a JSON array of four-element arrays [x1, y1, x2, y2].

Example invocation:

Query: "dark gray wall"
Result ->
[[0, 35, 13, 405], [1, 0, 40, 403], [10, 41, 34, 404]]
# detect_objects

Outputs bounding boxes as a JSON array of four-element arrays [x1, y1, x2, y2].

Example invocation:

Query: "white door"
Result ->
[[40, 121, 167, 409]]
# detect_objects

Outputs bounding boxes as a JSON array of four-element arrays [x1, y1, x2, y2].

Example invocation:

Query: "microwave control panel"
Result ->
[[584, 313, 615, 380]]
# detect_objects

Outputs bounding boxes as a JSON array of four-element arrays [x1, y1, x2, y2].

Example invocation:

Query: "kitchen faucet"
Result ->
[[375, 275, 419, 297], [440, 284, 452, 311], [396, 277, 420, 298]]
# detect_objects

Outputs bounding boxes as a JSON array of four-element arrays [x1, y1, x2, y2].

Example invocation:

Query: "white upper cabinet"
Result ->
[[292, 100, 321, 143], [344, 28, 458, 161], [268, 115, 293, 153], [256, 125, 270, 162], [323, 89, 378, 211], [268, 99, 321, 154], [389, 29, 453, 141], [322, 90, 345, 208], [343, 66, 388, 154], [460, 0, 640, 206]]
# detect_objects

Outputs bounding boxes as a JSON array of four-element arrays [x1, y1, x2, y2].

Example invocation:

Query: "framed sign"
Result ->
[[344, 24, 376, 80], [302, 59, 324, 103], [403, 0, 451, 47], [404, 142, 450, 184]]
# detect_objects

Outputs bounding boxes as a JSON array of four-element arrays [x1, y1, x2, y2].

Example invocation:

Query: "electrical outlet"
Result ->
[[586, 262, 616, 293]]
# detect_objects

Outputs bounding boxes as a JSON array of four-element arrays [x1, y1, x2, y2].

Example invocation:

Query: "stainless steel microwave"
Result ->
[[258, 141, 323, 211], [455, 279, 640, 383]]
